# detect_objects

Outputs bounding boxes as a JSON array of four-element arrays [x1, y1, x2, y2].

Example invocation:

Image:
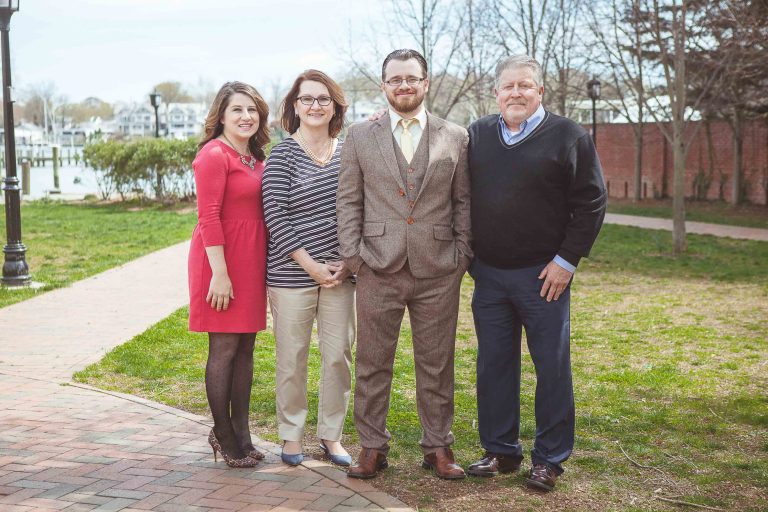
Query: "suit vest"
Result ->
[[392, 122, 430, 202]]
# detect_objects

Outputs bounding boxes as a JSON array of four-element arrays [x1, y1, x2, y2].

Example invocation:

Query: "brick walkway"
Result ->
[[0, 243, 412, 511], [605, 213, 768, 242]]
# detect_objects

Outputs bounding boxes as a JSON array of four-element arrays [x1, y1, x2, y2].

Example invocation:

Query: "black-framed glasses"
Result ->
[[384, 77, 426, 87], [297, 95, 333, 106]]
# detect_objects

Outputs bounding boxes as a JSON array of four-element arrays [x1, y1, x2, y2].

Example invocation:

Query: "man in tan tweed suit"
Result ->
[[337, 49, 472, 480]]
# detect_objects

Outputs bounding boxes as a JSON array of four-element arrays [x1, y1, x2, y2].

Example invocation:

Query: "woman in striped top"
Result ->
[[262, 70, 354, 467]]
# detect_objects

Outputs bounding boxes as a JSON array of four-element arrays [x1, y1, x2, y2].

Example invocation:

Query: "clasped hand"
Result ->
[[308, 260, 351, 288]]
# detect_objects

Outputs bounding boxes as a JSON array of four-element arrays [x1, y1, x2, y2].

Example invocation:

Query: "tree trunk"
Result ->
[[730, 107, 743, 205], [704, 115, 715, 192], [632, 124, 643, 201], [671, 0, 687, 255], [672, 128, 687, 255]]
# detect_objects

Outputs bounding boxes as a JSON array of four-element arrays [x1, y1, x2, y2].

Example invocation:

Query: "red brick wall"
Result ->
[[592, 119, 768, 205]]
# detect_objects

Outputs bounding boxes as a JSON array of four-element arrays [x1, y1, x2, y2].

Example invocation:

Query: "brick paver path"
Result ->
[[0, 242, 412, 511], [605, 213, 768, 242]]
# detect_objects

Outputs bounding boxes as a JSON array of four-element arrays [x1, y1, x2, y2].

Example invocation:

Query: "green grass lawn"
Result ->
[[0, 200, 197, 308], [607, 198, 768, 229], [75, 225, 768, 511]]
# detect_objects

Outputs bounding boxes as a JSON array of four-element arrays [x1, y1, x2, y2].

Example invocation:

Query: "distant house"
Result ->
[[114, 102, 207, 139], [0, 123, 46, 146], [115, 104, 155, 138], [164, 103, 207, 139], [61, 117, 116, 146]]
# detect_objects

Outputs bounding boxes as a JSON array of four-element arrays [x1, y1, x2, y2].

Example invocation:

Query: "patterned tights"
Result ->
[[205, 333, 256, 459]]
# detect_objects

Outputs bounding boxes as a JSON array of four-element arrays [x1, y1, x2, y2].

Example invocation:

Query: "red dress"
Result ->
[[188, 139, 267, 333]]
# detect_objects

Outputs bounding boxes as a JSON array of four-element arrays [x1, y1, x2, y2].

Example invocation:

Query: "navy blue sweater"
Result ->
[[468, 112, 607, 269]]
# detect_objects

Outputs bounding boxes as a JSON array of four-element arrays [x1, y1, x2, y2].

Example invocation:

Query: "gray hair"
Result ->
[[494, 55, 543, 87]]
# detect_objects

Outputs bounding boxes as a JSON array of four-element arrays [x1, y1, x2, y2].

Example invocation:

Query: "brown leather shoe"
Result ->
[[467, 452, 522, 477], [525, 463, 557, 491], [347, 448, 388, 479], [422, 447, 466, 480]]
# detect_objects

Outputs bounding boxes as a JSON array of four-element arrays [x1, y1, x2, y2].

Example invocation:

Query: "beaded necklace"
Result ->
[[222, 134, 257, 170], [295, 128, 335, 166]]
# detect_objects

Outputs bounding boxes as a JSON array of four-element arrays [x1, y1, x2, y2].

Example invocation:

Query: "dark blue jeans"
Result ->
[[470, 257, 574, 474]]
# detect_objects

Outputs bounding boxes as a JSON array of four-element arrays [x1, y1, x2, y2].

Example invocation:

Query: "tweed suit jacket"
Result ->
[[337, 112, 472, 279]]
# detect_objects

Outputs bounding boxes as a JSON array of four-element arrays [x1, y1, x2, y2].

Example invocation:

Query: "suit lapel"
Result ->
[[373, 113, 406, 191], [414, 113, 444, 204]]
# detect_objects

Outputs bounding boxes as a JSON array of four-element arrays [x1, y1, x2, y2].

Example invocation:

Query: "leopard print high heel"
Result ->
[[208, 429, 258, 468]]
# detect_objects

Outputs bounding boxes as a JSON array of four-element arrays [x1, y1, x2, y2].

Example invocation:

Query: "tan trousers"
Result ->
[[353, 263, 462, 454], [269, 282, 355, 441]]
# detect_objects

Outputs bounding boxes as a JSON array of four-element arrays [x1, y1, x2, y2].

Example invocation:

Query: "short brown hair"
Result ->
[[280, 70, 347, 138], [381, 49, 428, 81], [199, 81, 270, 161]]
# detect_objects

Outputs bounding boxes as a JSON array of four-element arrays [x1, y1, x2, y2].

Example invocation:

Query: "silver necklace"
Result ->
[[295, 128, 334, 166], [222, 134, 257, 170]]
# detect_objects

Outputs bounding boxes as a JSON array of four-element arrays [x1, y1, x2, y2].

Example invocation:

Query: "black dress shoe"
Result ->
[[525, 463, 557, 491], [467, 452, 522, 477]]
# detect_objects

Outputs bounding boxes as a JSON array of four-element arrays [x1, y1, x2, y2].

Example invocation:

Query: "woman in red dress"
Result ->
[[188, 81, 269, 468]]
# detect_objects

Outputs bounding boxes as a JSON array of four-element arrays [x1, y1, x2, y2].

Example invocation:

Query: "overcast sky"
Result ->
[[8, 0, 390, 104]]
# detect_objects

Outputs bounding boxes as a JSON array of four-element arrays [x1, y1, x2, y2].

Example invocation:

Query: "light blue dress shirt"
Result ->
[[499, 103, 546, 145], [498, 105, 575, 274]]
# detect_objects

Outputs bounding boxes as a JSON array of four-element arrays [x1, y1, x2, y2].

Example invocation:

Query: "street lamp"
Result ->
[[1, 0, 30, 287], [586, 77, 601, 146], [149, 91, 162, 138]]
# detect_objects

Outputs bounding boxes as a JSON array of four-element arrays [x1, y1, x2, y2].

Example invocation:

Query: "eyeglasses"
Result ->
[[383, 77, 426, 87], [297, 95, 333, 107]]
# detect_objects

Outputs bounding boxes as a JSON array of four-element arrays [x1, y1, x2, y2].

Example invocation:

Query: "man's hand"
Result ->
[[367, 109, 387, 122], [538, 261, 573, 302]]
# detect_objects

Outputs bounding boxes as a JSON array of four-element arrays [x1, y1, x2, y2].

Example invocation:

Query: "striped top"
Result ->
[[262, 137, 343, 287]]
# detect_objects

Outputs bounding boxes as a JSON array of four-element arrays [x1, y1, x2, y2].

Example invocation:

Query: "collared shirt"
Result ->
[[499, 103, 545, 145], [390, 107, 427, 151], [499, 104, 575, 274]]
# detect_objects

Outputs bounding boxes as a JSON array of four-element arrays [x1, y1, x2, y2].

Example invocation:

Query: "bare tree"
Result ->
[[21, 82, 67, 142], [638, 0, 723, 254], [149, 81, 194, 104], [493, 0, 590, 116], [687, 0, 768, 205], [340, 0, 499, 121], [589, 0, 649, 202]]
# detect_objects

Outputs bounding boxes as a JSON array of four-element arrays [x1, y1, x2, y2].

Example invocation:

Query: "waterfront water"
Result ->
[[0, 165, 100, 201]]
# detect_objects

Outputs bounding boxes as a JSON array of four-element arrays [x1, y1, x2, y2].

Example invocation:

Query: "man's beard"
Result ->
[[390, 91, 424, 113]]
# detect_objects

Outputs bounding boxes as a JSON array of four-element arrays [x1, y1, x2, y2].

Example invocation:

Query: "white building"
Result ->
[[347, 98, 388, 124], [115, 102, 207, 139], [568, 97, 702, 125], [164, 103, 208, 139]]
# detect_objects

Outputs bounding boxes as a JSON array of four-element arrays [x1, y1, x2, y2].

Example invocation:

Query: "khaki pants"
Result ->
[[269, 281, 355, 441]]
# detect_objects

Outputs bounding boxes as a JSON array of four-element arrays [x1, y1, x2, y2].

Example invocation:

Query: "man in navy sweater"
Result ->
[[466, 55, 607, 491]]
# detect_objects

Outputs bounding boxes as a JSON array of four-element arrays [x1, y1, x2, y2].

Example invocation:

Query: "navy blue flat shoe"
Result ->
[[319, 441, 352, 466], [281, 442, 303, 466]]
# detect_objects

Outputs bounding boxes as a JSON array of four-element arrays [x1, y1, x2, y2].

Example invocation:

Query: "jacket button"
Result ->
[[408, 201, 414, 208], [398, 188, 405, 196], [408, 184, 414, 190], [406, 217, 414, 224], [407, 168, 414, 173]]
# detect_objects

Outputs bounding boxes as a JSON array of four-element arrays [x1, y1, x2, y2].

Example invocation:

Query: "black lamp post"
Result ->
[[149, 91, 162, 138], [586, 77, 601, 146], [1, 0, 30, 287]]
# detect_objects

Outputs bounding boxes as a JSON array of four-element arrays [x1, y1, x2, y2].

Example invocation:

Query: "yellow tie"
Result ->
[[399, 118, 417, 162]]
